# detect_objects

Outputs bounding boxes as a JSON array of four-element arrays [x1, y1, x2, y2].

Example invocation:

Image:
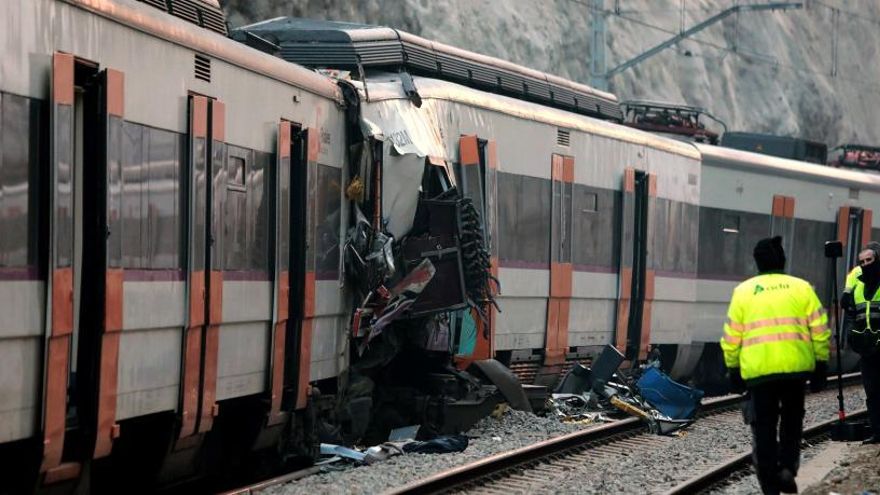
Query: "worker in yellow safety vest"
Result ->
[[841, 241, 880, 444], [721, 236, 830, 495]]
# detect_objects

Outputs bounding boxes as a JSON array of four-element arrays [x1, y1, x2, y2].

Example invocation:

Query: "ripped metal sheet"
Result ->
[[381, 153, 425, 238], [360, 99, 447, 158], [360, 100, 450, 238]]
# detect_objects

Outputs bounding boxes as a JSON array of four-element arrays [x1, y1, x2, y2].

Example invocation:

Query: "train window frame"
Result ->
[[581, 191, 598, 213], [227, 154, 246, 191], [722, 213, 740, 234]]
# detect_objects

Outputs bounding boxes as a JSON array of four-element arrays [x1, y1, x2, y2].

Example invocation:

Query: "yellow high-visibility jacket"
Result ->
[[845, 266, 862, 293], [721, 273, 830, 381], [848, 277, 880, 354]]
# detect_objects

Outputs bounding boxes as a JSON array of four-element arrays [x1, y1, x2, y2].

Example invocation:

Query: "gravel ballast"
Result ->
[[263, 409, 599, 495], [265, 388, 866, 495]]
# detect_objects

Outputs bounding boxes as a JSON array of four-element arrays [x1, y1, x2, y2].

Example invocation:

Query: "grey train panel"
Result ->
[[108, 115, 124, 267], [0, 92, 46, 443], [788, 219, 836, 303], [497, 172, 551, 266], [1, 93, 44, 269], [223, 145, 249, 272], [216, 321, 269, 400], [315, 164, 342, 280], [116, 327, 181, 420], [120, 122, 185, 269], [697, 143, 880, 194], [211, 123, 227, 272], [120, 121, 144, 267], [571, 185, 619, 270], [55, 104, 74, 268], [190, 113, 208, 272], [250, 150, 271, 272], [217, 141, 272, 274], [697, 207, 771, 279], [305, 159, 318, 274], [651, 199, 699, 275], [0, 337, 41, 442]]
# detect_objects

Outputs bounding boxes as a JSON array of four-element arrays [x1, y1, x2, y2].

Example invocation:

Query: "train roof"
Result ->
[[695, 142, 880, 191], [353, 73, 700, 160], [67, 0, 342, 103], [231, 18, 623, 122]]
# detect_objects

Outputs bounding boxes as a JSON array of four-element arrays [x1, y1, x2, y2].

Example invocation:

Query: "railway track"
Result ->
[[387, 374, 863, 495], [663, 408, 869, 495], [223, 374, 863, 495]]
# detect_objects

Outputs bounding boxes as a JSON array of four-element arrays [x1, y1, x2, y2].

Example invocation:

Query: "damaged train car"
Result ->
[[234, 19, 707, 445], [4, 1, 877, 491]]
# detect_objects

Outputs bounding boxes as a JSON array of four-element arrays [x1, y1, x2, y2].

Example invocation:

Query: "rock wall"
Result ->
[[220, 0, 880, 146]]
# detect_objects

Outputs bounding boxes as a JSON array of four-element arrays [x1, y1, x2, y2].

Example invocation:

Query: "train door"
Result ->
[[41, 53, 112, 484], [178, 95, 209, 442], [175, 94, 225, 443], [287, 127, 315, 412], [837, 206, 872, 271], [266, 121, 308, 425], [615, 168, 655, 362], [456, 135, 499, 365], [544, 154, 573, 371], [835, 206, 871, 373], [770, 195, 796, 259]]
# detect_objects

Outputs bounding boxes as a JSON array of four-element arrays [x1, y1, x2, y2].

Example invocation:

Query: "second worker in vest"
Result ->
[[841, 241, 880, 444], [721, 236, 830, 495]]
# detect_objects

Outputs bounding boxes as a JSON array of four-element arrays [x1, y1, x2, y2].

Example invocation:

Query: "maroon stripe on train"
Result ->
[[498, 260, 548, 270], [315, 270, 340, 281], [222, 270, 271, 282], [653, 270, 698, 279], [123, 269, 185, 282], [0, 266, 40, 281]]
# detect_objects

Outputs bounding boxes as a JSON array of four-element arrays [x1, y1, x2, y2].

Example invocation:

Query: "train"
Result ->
[[1, 0, 876, 492]]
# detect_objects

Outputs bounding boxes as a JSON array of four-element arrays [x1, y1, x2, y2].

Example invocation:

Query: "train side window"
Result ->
[[581, 191, 598, 213], [722, 213, 740, 234], [228, 155, 246, 190], [0, 92, 38, 268]]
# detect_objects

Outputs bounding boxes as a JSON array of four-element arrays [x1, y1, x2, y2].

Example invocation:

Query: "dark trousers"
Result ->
[[744, 379, 806, 495], [862, 353, 880, 437]]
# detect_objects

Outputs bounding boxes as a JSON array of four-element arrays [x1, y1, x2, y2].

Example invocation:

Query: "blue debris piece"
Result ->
[[320, 443, 367, 463], [636, 367, 705, 420]]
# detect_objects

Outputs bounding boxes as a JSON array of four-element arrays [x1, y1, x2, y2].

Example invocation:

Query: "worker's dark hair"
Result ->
[[753, 236, 786, 273]]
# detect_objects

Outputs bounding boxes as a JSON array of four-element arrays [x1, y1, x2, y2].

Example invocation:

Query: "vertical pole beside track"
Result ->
[[831, 248, 846, 421]]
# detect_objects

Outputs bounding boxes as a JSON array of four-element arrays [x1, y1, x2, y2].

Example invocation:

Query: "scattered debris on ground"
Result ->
[[547, 345, 704, 434]]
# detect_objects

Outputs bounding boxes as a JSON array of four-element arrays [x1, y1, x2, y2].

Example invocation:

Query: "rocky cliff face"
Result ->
[[220, 0, 880, 146]]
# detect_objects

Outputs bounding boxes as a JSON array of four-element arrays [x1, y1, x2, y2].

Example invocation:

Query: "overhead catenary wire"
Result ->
[[563, 0, 880, 94]]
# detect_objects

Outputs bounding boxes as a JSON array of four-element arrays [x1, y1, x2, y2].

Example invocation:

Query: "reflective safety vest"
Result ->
[[849, 278, 880, 354], [721, 273, 830, 381], [845, 266, 862, 293]]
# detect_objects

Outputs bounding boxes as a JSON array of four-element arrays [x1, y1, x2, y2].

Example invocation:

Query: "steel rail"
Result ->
[[387, 373, 862, 495], [219, 466, 322, 495], [385, 394, 746, 495], [662, 408, 869, 495], [222, 373, 862, 495]]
